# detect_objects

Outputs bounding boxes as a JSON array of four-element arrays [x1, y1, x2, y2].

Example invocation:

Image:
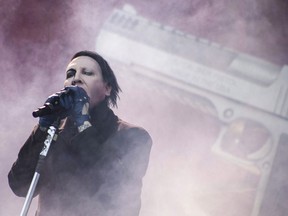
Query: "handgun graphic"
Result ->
[[96, 5, 288, 216]]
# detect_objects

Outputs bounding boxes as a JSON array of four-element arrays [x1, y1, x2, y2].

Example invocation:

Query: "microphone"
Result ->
[[32, 99, 61, 118], [32, 88, 71, 118]]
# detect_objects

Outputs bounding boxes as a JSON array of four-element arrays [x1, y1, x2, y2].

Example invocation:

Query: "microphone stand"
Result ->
[[20, 119, 60, 216]]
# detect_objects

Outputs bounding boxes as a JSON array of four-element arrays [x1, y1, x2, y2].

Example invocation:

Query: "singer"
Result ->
[[8, 50, 152, 216]]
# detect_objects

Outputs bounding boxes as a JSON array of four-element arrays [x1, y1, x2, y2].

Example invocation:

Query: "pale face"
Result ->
[[64, 56, 111, 107]]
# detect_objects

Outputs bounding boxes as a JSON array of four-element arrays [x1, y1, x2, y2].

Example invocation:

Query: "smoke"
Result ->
[[1, 0, 287, 215], [130, 0, 288, 65]]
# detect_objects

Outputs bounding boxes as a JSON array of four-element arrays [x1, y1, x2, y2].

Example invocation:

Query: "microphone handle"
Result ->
[[32, 88, 72, 118], [32, 103, 56, 118]]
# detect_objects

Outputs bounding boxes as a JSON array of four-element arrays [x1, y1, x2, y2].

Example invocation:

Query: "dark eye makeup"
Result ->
[[66, 69, 76, 79], [82, 70, 94, 76]]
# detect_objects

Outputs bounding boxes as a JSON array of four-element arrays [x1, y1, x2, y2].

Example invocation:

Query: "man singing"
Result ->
[[8, 50, 152, 216]]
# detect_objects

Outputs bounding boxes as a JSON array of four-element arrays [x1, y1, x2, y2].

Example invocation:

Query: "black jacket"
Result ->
[[8, 102, 152, 216]]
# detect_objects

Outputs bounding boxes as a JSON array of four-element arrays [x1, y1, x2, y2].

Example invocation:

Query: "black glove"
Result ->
[[38, 88, 74, 127], [39, 86, 90, 128], [64, 86, 90, 127]]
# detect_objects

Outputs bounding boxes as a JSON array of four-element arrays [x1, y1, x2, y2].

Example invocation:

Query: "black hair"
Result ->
[[71, 50, 121, 107]]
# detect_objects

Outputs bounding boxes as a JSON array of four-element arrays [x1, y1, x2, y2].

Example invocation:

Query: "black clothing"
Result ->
[[8, 102, 152, 216]]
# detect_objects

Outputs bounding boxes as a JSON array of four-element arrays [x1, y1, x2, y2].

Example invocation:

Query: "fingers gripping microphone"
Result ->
[[32, 89, 71, 118]]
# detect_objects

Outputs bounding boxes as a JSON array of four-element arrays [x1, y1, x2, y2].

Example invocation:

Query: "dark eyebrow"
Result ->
[[81, 67, 93, 71], [66, 68, 76, 73]]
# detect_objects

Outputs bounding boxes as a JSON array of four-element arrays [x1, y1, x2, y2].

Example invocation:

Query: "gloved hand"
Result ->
[[64, 86, 90, 127], [39, 88, 74, 128], [39, 86, 90, 129]]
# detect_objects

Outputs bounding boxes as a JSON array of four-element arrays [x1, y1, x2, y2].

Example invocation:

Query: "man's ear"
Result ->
[[105, 84, 112, 96]]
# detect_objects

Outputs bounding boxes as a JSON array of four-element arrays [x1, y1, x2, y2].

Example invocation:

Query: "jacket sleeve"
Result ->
[[120, 127, 152, 180], [99, 127, 153, 216], [8, 125, 47, 197], [113, 127, 153, 216]]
